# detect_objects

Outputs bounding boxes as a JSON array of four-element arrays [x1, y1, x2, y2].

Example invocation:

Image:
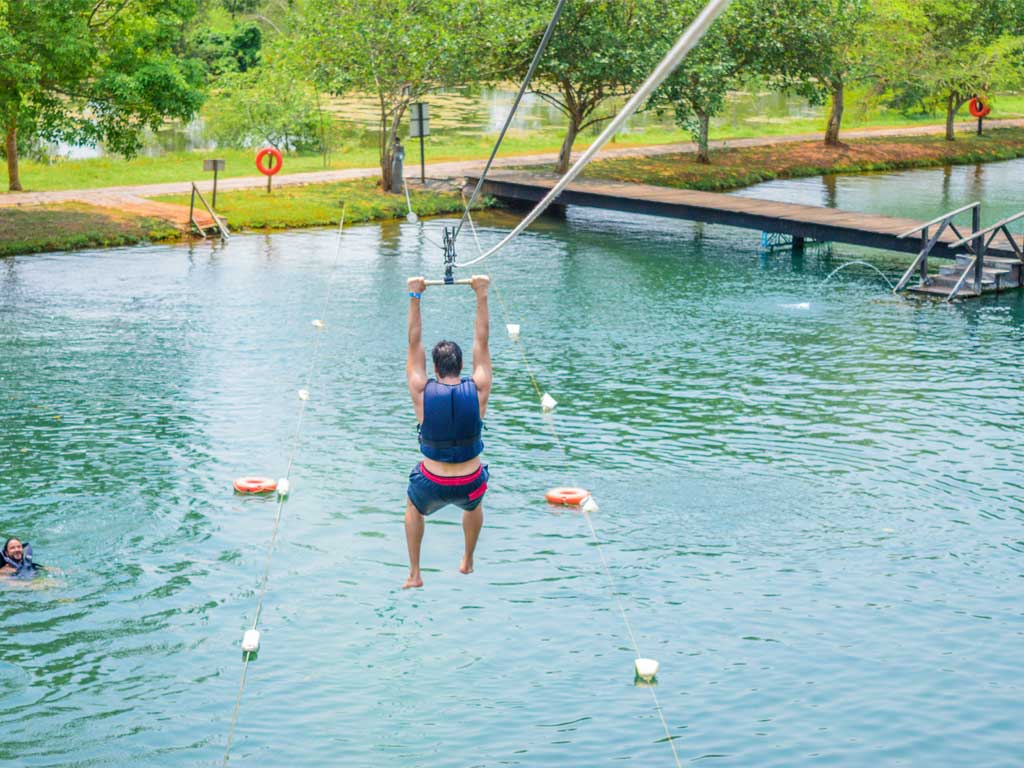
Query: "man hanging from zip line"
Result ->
[[403, 274, 491, 589]]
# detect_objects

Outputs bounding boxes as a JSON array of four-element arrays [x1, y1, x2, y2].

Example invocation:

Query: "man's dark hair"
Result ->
[[432, 340, 463, 378]]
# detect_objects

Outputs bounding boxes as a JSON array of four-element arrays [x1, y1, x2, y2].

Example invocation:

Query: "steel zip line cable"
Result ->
[[454, 0, 733, 268], [452, 0, 568, 243]]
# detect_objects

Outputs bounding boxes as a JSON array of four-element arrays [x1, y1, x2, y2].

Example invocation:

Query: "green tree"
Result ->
[[770, 0, 873, 147], [204, 50, 325, 153], [509, 0, 670, 174], [302, 0, 505, 191], [190, 21, 263, 76], [654, 0, 813, 163], [885, 0, 1024, 140], [0, 0, 205, 191]]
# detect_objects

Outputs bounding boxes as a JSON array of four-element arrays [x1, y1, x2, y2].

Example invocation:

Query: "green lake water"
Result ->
[[1, 160, 1022, 766]]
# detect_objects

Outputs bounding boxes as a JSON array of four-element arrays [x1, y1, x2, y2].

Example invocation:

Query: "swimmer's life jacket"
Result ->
[[418, 377, 484, 463], [1, 542, 37, 580]]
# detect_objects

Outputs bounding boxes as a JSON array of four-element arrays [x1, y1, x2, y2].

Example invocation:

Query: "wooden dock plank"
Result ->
[[471, 171, 1024, 261]]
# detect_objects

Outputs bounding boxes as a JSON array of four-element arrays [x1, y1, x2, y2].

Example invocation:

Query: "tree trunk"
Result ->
[[945, 92, 960, 141], [696, 113, 710, 163], [380, 151, 392, 192], [556, 118, 580, 175], [824, 80, 844, 147], [6, 116, 21, 192]]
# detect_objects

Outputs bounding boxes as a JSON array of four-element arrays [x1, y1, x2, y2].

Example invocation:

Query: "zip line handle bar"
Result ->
[[413, 275, 488, 286]]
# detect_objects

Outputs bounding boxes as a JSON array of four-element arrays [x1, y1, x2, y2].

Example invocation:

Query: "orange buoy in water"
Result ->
[[234, 476, 278, 494], [545, 487, 590, 506]]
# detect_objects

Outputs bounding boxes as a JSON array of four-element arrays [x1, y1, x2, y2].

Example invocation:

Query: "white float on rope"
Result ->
[[581, 495, 599, 514], [506, 323, 520, 341], [298, 389, 310, 401], [541, 392, 557, 412], [242, 629, 261, 653], [312, 319, 325, 329], [276, 478, 290, 497], [635, 658, 659, 681]]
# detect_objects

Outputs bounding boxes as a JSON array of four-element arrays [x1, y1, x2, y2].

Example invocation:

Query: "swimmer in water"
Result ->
[[403, 274, 492, 589], [1, 538, 38, 579]]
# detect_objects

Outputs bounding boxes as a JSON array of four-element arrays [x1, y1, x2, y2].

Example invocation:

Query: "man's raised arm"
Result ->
[[471, 275, 492, 417], [407, 277, 427, 420]]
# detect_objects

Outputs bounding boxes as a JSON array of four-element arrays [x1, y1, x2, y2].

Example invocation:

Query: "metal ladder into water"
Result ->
[[894, 202, 1024, 301]]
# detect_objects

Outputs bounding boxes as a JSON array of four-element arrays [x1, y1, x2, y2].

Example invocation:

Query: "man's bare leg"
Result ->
[[460, 503, 483, 574], [404, 499, 425, 589]]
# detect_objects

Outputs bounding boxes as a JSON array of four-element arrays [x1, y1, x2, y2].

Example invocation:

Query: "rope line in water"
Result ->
[[461, 207, 683, 768], [223, 208, 348, 765], [454, 0, 734, 268]]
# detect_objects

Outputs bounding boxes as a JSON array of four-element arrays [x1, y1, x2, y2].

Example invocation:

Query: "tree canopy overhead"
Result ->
[[301, 0, 510, 190], [0, 0, 205, 190], [508, 0, 671, 174]]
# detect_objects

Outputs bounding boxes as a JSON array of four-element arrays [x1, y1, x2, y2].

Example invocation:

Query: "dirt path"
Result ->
[[1, 119, 1021, 218]]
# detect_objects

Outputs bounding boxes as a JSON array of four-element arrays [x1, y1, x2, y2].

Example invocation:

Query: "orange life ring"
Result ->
[[545, 487, 590, 506], [255, 147, 283, 176], [234, 476, 278, 494], [968, 98, 991, 118]]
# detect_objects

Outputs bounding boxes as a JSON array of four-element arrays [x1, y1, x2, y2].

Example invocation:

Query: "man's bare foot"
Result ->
[[403, 575, 423, 589], [459, 556, 474, 575]]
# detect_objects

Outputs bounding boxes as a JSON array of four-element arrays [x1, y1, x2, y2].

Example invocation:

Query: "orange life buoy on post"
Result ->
[[255, 147, 283, 176], [234, 476, 278, 494], [545, 487, 590, 506], [968, 98, 991, 118]]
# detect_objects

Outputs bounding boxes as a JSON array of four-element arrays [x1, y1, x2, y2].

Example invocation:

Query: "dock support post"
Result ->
[[792, 236, 805, 253], [972, 207, 983, 294], [919, 226, 929, 283]]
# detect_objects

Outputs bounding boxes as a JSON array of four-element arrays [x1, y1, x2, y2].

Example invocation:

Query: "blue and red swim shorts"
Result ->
[[407, 462, 489, 516]]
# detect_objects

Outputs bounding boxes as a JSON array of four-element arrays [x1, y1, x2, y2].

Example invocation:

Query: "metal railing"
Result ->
[[188, 182, 230, 241], [945, 208, 1024, 295], [893, 202, 979, 293]]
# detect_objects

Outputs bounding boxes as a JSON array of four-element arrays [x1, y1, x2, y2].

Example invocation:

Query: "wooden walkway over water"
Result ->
[[469, 171, 1022, 259]]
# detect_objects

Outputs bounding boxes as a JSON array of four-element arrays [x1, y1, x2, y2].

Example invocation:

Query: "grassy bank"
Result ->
[[584, 128, 1024, 190], [0, 204, 179, 257], [152, 178, 488, 229], [5, 93, 1023, 192]]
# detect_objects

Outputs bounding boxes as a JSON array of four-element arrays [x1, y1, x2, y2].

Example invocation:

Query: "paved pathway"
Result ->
[[1, 119, 1021, 226]]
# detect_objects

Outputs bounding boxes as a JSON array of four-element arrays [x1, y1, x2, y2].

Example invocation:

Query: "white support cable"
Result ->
[[223, 210, 348, 765], [454, 0, 733, 268]]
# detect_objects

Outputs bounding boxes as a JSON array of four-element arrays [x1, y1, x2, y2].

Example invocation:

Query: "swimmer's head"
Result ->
[[432, 340, 463, 379], [4, 539, 23, 562]]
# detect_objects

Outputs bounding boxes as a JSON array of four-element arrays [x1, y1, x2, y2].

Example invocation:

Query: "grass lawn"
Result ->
[[151, 177, 489, 229], [0, 204, 179, 257], [6, 92, 1023, 193], [583, 127, 1024, 191]]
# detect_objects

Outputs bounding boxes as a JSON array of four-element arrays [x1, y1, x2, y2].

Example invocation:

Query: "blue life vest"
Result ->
[[419, 377, 484, 463], [1, 541, 37, 580]]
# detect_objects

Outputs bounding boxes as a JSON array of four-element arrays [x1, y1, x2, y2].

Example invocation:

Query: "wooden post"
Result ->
[[189, 186, 196, 234]]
